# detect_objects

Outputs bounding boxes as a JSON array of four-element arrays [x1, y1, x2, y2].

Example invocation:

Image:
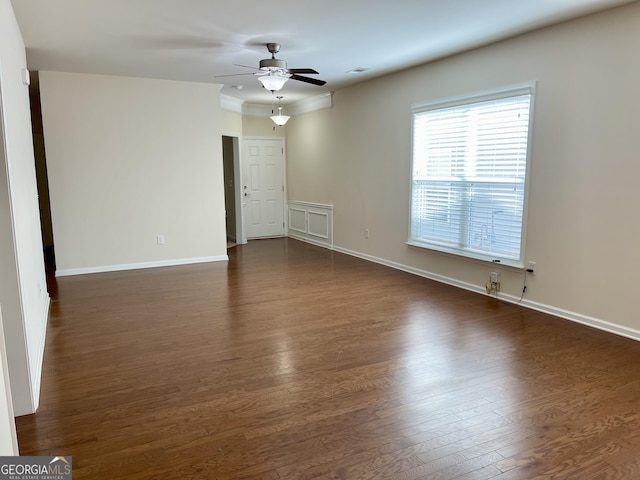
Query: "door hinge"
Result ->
[[282, 185, 284, 191]]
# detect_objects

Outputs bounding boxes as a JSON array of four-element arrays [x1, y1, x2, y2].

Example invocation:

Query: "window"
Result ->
[[409, 84, 535, 267]]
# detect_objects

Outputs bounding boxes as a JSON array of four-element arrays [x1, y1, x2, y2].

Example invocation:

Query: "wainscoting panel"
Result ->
[[287, 201, 333, 248], [289, 207, 307, 234], [308, 211, 330, 240]]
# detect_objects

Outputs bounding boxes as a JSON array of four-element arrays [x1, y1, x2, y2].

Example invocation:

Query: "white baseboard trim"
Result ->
[[326, 243, 640, 343], [288, 232, 334, 250], [56, 255, 228, 277], [333, 244, 485, 295], [514, 299, 640, 343]]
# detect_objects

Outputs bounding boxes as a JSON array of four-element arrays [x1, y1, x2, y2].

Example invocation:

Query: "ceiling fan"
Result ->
[[216, 43, 326, 91]]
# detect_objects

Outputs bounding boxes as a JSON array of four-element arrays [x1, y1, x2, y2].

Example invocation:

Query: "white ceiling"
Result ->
[[10, 0, 635, 105]]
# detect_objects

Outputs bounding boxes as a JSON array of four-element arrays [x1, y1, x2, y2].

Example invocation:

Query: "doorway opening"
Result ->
[[28, 72, 56, 283], [222, 135, 242, 248]]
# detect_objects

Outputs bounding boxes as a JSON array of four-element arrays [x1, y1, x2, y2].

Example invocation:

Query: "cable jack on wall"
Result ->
[[486, 271, 500, 296], [518, 264, 535, 304]]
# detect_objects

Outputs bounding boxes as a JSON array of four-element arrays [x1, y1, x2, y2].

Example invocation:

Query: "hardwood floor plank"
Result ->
[[15, 238, 640, 479]]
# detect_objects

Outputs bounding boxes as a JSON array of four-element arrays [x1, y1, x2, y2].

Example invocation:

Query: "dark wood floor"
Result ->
[[16, 238, 640, 479]]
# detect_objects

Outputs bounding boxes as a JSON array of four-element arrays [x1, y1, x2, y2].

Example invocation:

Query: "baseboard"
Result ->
[[56, 255, 228, 277], [312, 241, 640, 343], [332, 244, 486, 296], [288, 232, 334, 250], [513, 298, 640, 342]]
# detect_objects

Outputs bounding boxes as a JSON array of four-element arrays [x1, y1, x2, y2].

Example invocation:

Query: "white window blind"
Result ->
[[409, 84, 534, 267]]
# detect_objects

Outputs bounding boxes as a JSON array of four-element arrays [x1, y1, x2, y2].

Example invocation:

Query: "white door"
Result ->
[[242, 138, 285, 239]]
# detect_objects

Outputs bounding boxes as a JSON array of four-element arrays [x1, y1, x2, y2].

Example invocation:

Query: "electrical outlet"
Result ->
[[527, 261, 536, 275], [490, 271, 500, 284], [364, 229, 370, 239], [157, 234, 165, 245]]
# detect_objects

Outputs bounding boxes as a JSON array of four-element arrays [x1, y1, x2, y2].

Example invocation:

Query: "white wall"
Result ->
[[39, 72, 227, 274], [243, 115, 285, 137], [221, 109, 242, 137], [286, 3, 640, 339], [0, 0, 50, 416]]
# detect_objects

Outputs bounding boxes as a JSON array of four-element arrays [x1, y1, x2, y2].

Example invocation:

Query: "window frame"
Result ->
[[407, 82, 536, 268]]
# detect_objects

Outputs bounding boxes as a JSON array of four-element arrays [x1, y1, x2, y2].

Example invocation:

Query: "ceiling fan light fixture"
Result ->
[[258, 73, 288, 92], [271, 107, 290, 126], [216, 43, 326, 88], [271, 97, 290, 126]]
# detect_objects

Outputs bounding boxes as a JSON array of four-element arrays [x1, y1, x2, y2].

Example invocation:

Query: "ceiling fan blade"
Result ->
[[288, 68, 319, 74], [290, 74, 327, 86], [234, 64, 261, 71], [213, 72, 257, 78]]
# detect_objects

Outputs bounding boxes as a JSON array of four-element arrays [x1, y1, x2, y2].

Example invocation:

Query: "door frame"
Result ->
[[222, 135, 243, 244], [239, 136, 287, 242], [0, 63, 20, 453]]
